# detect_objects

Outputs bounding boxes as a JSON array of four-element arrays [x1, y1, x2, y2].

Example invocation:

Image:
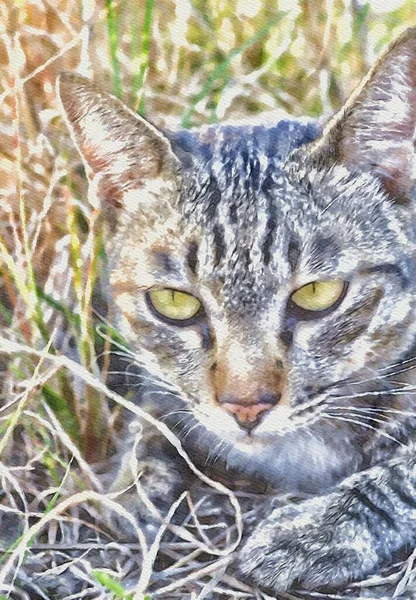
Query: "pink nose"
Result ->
[[221, 402, 275, 432]]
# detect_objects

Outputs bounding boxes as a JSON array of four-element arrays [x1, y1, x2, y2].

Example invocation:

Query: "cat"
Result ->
[[58, 27, 416, 595]]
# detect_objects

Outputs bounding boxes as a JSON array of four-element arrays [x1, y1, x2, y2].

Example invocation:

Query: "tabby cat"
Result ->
[[58, 28, 416, 594]]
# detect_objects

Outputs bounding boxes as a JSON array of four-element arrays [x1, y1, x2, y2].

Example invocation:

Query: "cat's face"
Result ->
[[58, 28, 416, 490], [107, 143, 416, 444]]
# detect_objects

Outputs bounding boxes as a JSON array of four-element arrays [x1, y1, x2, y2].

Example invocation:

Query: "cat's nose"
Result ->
[[219, 393, 280, 432]]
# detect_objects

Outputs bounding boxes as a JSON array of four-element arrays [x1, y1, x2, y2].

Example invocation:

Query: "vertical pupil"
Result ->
[[312, 282, 316, 294], [171, 290, 175, 303]]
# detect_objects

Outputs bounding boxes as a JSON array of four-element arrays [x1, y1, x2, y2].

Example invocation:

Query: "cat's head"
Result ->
[[58, 29, 416, 490]]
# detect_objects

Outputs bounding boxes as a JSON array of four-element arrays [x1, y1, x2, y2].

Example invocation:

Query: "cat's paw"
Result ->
[[238, 491, 383, 593]]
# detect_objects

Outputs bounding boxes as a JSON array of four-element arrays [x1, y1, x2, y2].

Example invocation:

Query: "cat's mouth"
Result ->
[[177, 391, 371, 492], [193, 401, 314, 447], [179, 375, 394, 453]]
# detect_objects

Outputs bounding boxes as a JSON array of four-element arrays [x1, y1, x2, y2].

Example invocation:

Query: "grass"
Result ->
[[0, 0, 416, 598], [106, 0, 123, 98], [133, 0, 155, 115], [180, 9, 287, 127]]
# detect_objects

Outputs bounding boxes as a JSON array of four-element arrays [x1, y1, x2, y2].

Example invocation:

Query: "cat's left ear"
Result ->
[[57, 73, 181, 209], [310, 28, 416, 201]]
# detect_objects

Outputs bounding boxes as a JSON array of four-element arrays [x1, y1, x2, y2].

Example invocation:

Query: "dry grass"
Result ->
[[1, 1, 416, 598]]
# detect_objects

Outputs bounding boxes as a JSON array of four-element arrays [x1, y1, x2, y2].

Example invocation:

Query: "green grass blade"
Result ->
[[37, 286, 81, 330], [93, 570, 134, 598], [132, 0, 155, 115], [105, 0, 122, 97], [42, 383, 81, 446], [181, 11, 287, 128]]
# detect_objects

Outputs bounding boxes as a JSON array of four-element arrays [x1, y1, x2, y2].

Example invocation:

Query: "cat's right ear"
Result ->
[[57, 73, 181, 209]]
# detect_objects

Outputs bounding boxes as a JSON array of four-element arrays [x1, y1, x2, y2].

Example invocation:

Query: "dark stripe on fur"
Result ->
[[390, 481, 416, 509], [213, 224, 226, 267], [262, 195, 278, 266], [350, 486, 396, 528], [186, 241, 199, 276], [205, 175, 222, 220], [288, 238, 301, 273], [363, 263, 409, 289]]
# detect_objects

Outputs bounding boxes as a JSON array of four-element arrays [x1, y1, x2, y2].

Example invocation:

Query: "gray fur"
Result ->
[[58, 27, 416, 594]]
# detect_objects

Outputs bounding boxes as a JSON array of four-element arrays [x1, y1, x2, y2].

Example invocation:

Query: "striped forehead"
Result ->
[[168, 122, 405, 316], [180, 126, 318, 311]]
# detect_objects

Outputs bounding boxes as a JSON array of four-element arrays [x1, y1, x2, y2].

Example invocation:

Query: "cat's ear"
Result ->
[[57, 73, 180, 208], [311, 28, 416, 201]]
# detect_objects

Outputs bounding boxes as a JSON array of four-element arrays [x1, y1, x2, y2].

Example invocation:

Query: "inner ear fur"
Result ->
[[308, 27, 416, 201], [57, 73, 181, 207]]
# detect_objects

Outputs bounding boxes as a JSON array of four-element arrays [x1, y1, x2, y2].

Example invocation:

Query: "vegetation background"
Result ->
[[0, 1, 416, 598]]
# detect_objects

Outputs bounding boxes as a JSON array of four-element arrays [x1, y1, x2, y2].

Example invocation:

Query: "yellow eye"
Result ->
[[148, 288, 202, 321], [291, 280, 345, 312]]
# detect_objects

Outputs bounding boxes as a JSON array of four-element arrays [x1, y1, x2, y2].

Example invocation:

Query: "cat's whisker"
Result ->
[[345, 372, 404, 386], [331, 388, 416, 401], [326, 358, 416, 392], [106, 347, 181, 390], [209, 446, 225, 469], [143, 389, 184, 400], [328, 405, 416, 418], [376, 355, 416, 373], [106, 350, 135, 361], [386, 379, 412, 387], [106, 372, 153, 387], [376, 364, 416, 378], [205, 439, 228, 469], [325, 410, 390, 428], [330, 405, 408, 412], [112, 377, 179, 396], [178, 421, 202, 443], [119, 362, 186, 395], [159, 409, 193, 422], [106, 370, 142, 377], [322, 413, 405, 447], [135, 377, 179, 392], [165, 412, 198, 435], [345, 364, 416, 387], [144, 382, 193, 399]]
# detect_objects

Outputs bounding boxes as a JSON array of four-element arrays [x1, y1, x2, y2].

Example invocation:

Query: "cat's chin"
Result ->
[[223, 423, 365, 493], [232, 434, 271, 455], [155, 397, 366, 493], [193, 403, 296, 442], [187, 413, 364, 493]]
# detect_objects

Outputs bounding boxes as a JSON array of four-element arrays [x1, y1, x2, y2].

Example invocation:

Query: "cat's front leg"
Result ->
[[103, 422, 192, 543], [239, 455, 416, 593]]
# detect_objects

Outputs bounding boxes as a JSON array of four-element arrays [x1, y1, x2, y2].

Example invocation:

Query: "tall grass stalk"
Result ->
[[66, 194, 106, 461], [105, 0, 122, 97], [10, 80, 48, 343], [132, 0, 155, 114]]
